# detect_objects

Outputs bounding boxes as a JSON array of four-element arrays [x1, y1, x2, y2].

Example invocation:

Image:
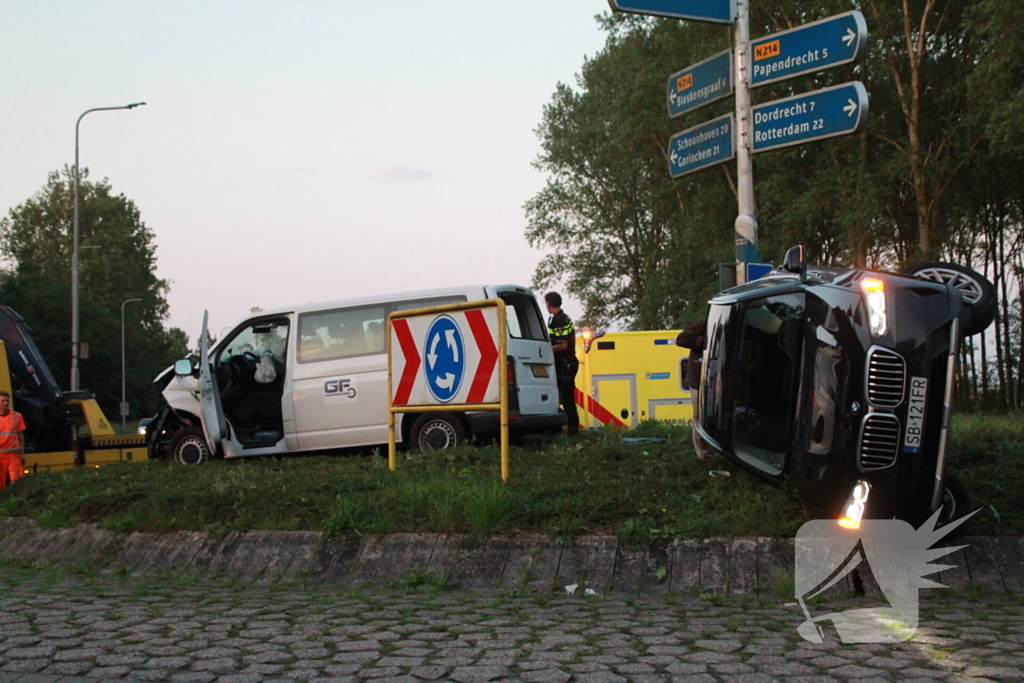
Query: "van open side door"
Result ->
[[199, 311, 228, 454]]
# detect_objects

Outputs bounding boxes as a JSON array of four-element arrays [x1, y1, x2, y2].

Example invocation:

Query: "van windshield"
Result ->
[[500, 292, 547, 341]]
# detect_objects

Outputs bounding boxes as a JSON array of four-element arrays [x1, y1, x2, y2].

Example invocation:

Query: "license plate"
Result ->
[[903, 376, 928, 453], [529, 364, 549, 378]]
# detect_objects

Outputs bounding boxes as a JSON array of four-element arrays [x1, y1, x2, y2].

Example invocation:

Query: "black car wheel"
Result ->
[[170, 427, 211, 465], [410, 413, 466, 451], [937, 472, 973, 533], [902, 261, 997, 336]]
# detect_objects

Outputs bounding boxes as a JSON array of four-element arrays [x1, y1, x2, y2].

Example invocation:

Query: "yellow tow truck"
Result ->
[[0, 306, 147, 474]]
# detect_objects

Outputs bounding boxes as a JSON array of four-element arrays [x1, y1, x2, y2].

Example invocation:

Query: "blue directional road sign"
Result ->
[[751, 11, 867, 88], [668, 113, 734, 179], [753, 81, 868, 154], [608, 0, 736, 24], [668, 49, 733, 118], [424, 315, 465, 403], [746, 262, 775, 282]]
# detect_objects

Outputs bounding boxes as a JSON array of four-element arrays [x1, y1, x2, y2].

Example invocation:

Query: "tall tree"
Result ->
[[526, 14, 734, 329], [966, 0, 1024, 157], [859, 0, 977, 260], [0, 168, 189, 420]]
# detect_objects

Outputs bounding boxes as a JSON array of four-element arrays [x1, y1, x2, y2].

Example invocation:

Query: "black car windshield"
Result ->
[[701, 304, 732, 438], [732, 293, 805, 475]]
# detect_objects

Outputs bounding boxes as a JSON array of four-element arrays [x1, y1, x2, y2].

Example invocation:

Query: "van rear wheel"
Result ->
[[410, 413, 466, 451], [170, 427, 211, 465]]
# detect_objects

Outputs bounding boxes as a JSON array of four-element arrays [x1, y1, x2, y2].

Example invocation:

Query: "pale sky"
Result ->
[[1, 1, 610, 343]]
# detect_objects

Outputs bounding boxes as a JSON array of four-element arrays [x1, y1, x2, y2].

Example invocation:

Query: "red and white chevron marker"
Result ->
[[390, 306, 501, 407], [390, 318, 420, 406], [464, 309, 498, 403]]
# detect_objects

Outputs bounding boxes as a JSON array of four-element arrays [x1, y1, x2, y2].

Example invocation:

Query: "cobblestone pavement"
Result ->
[[0, 568, 1021, 683]]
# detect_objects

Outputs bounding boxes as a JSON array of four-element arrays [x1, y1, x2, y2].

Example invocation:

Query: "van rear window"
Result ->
[[500, 292, 547, 341]]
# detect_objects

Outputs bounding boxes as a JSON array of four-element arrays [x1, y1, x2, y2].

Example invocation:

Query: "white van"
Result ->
[[147, 285, 566, 464]]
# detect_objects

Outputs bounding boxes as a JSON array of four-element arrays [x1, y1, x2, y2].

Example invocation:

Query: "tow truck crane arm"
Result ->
[[0, 305, 147, 473]]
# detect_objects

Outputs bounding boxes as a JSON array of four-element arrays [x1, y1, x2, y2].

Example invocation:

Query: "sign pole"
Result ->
[[498, 303, 509, 483], [387, 321, 397, 471], [733, 0, 758, 285]]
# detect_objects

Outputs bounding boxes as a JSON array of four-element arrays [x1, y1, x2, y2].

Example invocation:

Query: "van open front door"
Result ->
[[199, 311, 228, 455]]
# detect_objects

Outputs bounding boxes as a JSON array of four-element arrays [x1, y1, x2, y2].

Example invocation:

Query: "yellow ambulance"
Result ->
[[573, 330, 694, 429]]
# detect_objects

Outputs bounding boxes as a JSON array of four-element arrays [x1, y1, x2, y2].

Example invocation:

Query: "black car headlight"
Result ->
[[861, 278, 887, 336]]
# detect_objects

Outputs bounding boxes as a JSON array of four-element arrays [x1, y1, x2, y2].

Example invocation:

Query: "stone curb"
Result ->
[[1, 517, 1021, 595]]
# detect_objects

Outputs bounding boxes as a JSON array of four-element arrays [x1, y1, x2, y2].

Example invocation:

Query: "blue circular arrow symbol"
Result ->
[[423, 315, 465, 403]]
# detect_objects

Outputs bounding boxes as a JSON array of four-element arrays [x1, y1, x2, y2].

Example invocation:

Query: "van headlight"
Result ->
[[861, 278, 887, 336]]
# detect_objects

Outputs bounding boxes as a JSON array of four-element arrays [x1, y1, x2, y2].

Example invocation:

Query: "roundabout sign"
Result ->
[[387, 299, 511, 480], [424, 315, 466, 403]]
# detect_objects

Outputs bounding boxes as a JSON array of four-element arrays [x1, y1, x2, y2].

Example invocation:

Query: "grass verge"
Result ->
[[1, 414, 1019, 537], [944, 412, 1024, 535]]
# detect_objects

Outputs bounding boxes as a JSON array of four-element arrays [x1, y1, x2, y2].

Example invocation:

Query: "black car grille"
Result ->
[[859, 414, 900, 470], [867, 348, 905, 408]]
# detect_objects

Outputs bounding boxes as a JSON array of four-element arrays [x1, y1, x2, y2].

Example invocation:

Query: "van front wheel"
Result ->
[[170, 427, 212, 465], [410, 413, 466, 451]]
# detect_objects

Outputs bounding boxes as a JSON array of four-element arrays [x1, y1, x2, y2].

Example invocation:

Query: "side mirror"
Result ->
[[174, 358, 196, 376], [782, 245, 807, 281]]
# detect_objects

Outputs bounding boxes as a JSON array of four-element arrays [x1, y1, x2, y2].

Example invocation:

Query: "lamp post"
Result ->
[[72, 102, 146, 392], [121, 298, 142, 428]]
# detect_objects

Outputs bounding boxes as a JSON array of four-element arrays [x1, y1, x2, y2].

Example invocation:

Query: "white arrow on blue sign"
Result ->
[[753, 81, 868, 154], [668, 113, 735, 178], [424, 315, 466, 403], [751, 11, 868, 88], [667, 49, 733, 118], [608, 0, 736, 24]]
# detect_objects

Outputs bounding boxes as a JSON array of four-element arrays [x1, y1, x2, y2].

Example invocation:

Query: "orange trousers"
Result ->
[[0, 453, 24, 489]]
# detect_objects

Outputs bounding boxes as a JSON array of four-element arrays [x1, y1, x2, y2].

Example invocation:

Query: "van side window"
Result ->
[[500, 292, 547, 341], [298, 306, 386, 363], [391, 295, 467, 312]]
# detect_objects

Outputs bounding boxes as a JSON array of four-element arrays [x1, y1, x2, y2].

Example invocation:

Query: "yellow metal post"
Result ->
[[387, 317, 397, 471], [580, 335, 591, 429], [0, 341, 12, 400], [498, 301, 509, 482]]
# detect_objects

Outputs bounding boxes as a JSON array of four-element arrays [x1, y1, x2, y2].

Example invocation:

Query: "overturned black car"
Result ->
[[695, 246, 996, 529]]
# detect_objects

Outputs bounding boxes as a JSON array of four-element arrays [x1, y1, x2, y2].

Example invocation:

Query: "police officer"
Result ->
[[544, 292, 579, 435]]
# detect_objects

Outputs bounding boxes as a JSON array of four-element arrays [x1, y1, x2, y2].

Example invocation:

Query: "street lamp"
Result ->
[[72, 102, 146, 392], [121, 298, 143, 428]]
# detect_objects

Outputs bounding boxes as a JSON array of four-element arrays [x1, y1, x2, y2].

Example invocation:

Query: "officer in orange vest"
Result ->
[[0, 391, 26, 488]]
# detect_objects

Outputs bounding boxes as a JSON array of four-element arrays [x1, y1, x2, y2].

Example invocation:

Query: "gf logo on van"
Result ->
[[324, 378, 357, 401]]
